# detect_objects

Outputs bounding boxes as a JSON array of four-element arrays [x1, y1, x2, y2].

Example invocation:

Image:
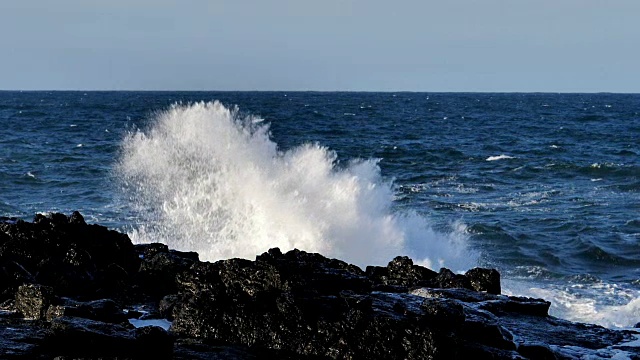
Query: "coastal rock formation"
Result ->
[[0, 212, 638, 359]]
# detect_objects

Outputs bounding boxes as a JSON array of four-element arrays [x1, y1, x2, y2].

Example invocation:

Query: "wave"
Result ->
[[486, 154, 515, 161], [539, 161, 640, 180], [116, 101, 476, 270], [504, 278, 640, 329]]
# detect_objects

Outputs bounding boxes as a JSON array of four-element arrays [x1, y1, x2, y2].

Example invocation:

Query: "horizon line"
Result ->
[[1, 89, 639, 95]]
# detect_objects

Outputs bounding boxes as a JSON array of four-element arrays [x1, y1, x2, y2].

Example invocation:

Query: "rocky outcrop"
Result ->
[[0, 212, 638, 359]]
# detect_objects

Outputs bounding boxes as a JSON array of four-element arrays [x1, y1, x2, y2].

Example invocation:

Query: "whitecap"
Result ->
[[486, 155, 515, 161], [458, 202, 483, 211]]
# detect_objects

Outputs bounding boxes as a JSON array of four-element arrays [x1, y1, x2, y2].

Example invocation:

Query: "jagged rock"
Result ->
[[366, 257, 499, 295], [33, 212, 69, 226], [256, 247, 370, 294], [478, 295, 551, 317], [135, 242, 170, 258], [35, 248, 98, 297], [98, 262, 132, 297], [366, 255, 437, 289], [159, 293, 181, 320], [465, 268, 501, 294], [138, 251, 197, 296], [434, 267, 472, 289], [409, 283, 633, 358], [171, 287, 463, 359], [420, 297, 466, 327], [0, 212, 140, 300], [14, 283, 57, 320], [68, 211, 86, 225], [1, 212, 639, 359], [61, 298, 129, 324], [171, 249, 200, 262], [170, 250, 519, 359]]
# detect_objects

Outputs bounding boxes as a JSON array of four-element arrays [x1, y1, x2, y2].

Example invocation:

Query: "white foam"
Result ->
[[504, 279, 640, 329], [117, 101, 476, 271], [486, 155, 515, 161], [617, 334, 640, 348]]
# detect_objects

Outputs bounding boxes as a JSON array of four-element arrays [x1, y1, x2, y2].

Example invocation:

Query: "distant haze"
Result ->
[[2, 0, 639, 92]]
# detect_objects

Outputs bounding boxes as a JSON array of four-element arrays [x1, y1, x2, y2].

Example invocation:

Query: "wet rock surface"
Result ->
[[1, 212, 638, 359]]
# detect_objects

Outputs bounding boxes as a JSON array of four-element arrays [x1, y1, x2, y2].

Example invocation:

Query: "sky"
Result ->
[[1, 0, 639, 92]]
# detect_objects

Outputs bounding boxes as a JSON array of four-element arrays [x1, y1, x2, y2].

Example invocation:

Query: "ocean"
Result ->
[[1, 91, 639, 328]]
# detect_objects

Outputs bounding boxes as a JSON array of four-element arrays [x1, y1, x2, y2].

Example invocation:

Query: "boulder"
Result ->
[[137, 251, 197, 296], [465, 267, 501, 294], [14, 283, 58, 321]]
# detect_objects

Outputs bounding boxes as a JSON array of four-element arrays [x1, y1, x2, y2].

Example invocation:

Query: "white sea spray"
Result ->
[[116, 101, 476, 271]]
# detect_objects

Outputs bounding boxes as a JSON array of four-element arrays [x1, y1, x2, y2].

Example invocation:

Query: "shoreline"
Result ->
[[1, 212, 639, 359]]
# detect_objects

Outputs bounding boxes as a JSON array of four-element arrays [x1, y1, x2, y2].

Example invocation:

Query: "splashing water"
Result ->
[[504, 279, 640, 329], [117, 101, 475, 270]]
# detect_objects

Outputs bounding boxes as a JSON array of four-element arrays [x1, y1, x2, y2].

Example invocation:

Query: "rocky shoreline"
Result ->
[[1, 212, 638, 359]]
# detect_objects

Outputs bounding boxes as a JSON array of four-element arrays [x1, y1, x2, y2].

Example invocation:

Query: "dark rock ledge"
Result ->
[[0, 212, 638, 359]]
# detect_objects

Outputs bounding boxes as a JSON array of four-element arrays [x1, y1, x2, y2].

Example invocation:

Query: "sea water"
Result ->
[[1, 91, 639, 328]]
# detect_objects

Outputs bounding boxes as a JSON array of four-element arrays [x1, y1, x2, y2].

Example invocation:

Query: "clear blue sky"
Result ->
[[2, 0, 639, 92]]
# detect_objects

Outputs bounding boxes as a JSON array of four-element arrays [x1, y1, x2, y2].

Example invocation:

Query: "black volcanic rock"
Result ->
[[0, 212, 140, 300], [137, 249, 198, 296], [366, 255, 437, 290], [14, 283, 57, 321], [0, 212, 639, 359], [465, 267, 501, 295], [61, 298, 129, 324]]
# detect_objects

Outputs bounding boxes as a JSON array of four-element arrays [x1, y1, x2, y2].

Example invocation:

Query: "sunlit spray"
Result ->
[[117, 101, 476, 270]]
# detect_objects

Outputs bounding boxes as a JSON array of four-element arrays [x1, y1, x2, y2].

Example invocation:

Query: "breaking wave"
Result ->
[[116, 101, 476, 270]]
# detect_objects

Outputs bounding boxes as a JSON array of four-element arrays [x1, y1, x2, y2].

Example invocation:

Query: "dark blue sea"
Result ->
[[1, 91, 639, 328]]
